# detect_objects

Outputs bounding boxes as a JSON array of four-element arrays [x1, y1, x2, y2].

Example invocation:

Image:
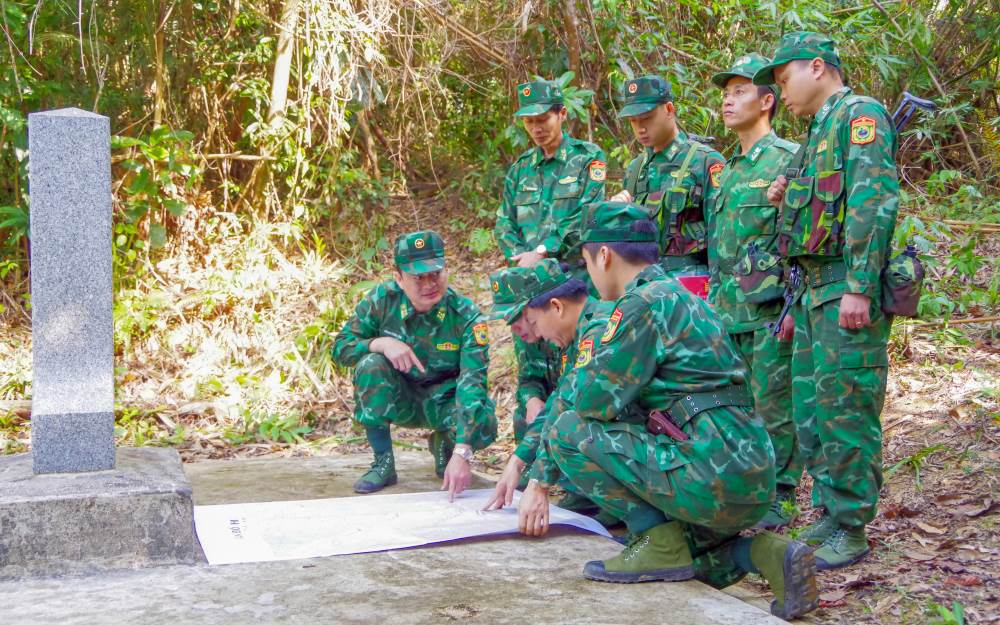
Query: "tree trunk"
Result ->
[[267, 0, 302, 125]]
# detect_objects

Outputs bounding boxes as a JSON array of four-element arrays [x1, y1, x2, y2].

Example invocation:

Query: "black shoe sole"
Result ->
[[815, 547, 870, 571], [353, 473, 398, 494], [582, 561, 695, 583], [770, 541, 819, 620]]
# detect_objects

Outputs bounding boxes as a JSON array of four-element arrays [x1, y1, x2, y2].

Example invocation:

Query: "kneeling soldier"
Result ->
[[331, 231, 497, 498], [516, 202, 818, 620]]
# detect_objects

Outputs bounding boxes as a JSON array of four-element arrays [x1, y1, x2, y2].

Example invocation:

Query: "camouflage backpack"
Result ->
[[881, 245, 924, 317]]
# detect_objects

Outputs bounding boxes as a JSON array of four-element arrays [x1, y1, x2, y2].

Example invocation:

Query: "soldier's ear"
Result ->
[[809, 57, 825, 80]]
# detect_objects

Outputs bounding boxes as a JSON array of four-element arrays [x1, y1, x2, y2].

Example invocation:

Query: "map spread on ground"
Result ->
[[194, 488, 613, 565]]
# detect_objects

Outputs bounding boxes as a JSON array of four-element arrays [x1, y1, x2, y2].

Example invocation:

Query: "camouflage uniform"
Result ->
[[541, 201, 777, 586], [707, 54, 802, 496], [618, 76, 725, 276], [755, 33, 898, 561], [496, 80, 607, 438]]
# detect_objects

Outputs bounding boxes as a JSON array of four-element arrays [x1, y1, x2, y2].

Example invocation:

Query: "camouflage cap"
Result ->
[[712, 53, 776, 94], [487, 259, 570, 323], [753, 31, 841, 86], [515, 81, 564, 117], [618, 75, 673, 118], [394, 230, 445, 275], [582, 201, 658, 243]]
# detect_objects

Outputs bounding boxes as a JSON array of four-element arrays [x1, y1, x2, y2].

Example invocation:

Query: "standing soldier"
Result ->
[[753, 32, 899, 569], [495, 79, 606, 441], [331, 231, 497, 498], [707, 53, 802, 529], [515, 201, 818, 620], [612, 75, 725, 279]]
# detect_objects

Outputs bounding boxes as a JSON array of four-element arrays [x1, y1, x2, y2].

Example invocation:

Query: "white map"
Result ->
[[194, 488, 613, 566]]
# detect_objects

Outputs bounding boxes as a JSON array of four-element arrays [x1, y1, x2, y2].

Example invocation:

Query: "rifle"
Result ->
[[768, 264, 802, 337]]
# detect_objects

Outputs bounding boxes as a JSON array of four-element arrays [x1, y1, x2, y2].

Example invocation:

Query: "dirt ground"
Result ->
[[1, 196, 997, 624]]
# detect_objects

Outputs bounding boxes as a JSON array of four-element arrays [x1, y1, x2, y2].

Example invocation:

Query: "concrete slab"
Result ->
[[0, 447, 196, 580], [0, 451, 792, 625]]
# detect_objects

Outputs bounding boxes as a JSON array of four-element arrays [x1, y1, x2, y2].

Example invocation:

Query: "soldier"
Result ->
[[612, 75, 725, 277], [516, 201, 818, 620], [495, 79, 606, 443], [707, 53, 802, 529], [480, 260, 611, 512], [753, 32, 899, 569], [331, 231, 497, 498]]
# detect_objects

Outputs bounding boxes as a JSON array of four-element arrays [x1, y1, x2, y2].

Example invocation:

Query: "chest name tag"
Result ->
[[748, 178, 770, 188], [558, 176, 578, 184], [436, 342, 459, 351]]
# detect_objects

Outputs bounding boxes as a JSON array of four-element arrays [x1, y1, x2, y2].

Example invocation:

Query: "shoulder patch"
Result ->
[[575, 338, 594, 368], [850, 116, 877, 145], [708, 162, 724, 188], [600, 307, 624, 344], [472, 322, 490, 346], [589, 160, 607, 182]]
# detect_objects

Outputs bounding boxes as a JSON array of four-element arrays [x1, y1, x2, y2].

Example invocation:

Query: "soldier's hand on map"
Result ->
[[518, 479, 550, 537], [524, 397, 545, 425], [767, 175, 788, 208], [511, 251, 545, 268], [839, 293, 872, 330], [369, 337, 426, 374], [483, 455, 525, 511], [442, 446, 473, 502], [610, 189, 633, 202], [777, 314, 795, 341]]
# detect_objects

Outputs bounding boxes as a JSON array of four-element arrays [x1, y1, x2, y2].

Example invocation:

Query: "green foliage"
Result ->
[[885, 443, 949, 491], [925, 601, 965, 625], [225, 411, 313, 445], [466, 227, 496, 255]]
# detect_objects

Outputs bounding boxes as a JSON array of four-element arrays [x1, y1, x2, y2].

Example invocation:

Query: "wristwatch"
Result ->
[[453, 446, 474, 462], [534, 244, 547, 256]]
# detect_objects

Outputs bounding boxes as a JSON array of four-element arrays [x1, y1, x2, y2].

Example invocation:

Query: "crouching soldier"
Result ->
[[331, 231, 497, 498], [516, 202, 818, 620]]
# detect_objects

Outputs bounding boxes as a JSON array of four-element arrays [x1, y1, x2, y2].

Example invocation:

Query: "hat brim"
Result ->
[[486, 301, 527, 325], [398, 256, 446, 275], [515, 103, 558, 117], [618, 101, 662, 118], [711, 70, 755, 88]]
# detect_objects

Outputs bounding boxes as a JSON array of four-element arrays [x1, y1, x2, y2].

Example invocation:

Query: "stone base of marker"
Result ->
[[0, 447, 197, 580]]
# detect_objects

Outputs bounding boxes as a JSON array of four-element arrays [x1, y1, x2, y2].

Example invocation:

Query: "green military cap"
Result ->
[[618, 75, 673, 118], [753, 31, 841, 86], [515, 80, 563, 117], [487, 259, 570, 323], [582, 201, 658, 243], [394, 230, 445, 275], [712, 53, 776, 94]]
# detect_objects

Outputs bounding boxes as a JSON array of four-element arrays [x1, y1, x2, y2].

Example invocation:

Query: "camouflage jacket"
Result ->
[[515, 297, 611, 467], [495, 133, 606, 262], [331, 281, 491, 445], [707, 131, 799, 333], [623, 131, 724, 258], [517, 338, 563, 408], [777, 87, 899, 305], [534, 265, 772, 505]]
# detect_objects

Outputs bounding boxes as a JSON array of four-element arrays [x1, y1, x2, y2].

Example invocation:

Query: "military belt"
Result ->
[[804, 261, 847, 287], [665, 384, 753, 426]]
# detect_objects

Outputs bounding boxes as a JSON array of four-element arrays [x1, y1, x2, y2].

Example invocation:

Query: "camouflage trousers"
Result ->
[[352, 353, 497, 450], [791, 292, 889, 528], [731, 328, 802, 489], [546, 409, 773, 588]]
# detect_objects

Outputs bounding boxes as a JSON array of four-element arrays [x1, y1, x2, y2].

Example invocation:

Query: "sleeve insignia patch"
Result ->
[[708, 162, 724, 188], [850, 116, 877, 145], [589, 160, 607, 182], [473, 322, 490, 346], [575, 338, 594, 368], [601, 308, 624, 344]]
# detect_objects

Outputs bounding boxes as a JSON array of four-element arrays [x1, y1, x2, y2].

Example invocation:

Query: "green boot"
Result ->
[[814, 525, 870, 570], [750, 532, 819, 620], [353, 451, 397, 494], [583, 521, 694, 583], [428, 430, 454, 478], [753, 486, 799, 530], [796, 511, 837, 545]]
